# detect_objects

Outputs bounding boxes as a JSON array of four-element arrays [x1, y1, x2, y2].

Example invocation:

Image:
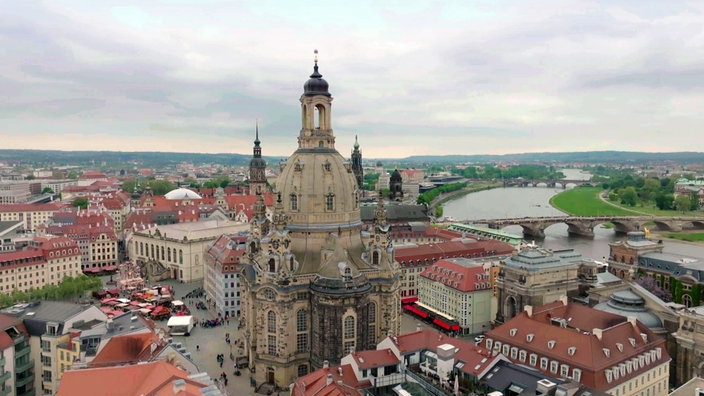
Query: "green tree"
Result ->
[[675, 195, 692, 213], [121, 179, 137, 193], [67, 170, 79, 180], [620, 187, 637, 206], [41, 187, 54, 194], [72, 197, 89, 209], [24, 174, 36, 180], [691, 191, 700, 211], [146, 180, 177, 195], [654, 193, 674, 210]]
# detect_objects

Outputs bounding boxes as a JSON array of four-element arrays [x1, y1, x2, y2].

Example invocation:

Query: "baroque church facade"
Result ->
[[239, 56, 402, 388]]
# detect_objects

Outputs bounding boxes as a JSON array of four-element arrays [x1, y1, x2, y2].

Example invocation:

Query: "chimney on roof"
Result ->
[[338, 367, 343, 376], [416, 323, 422, 332], [323, 360, 329, 369], [172, 379, 186, 394], [559, 295, 568, 305], [593, 328, 603, 341], [326, 374, 333, 386], [524, 305, 533, 318]]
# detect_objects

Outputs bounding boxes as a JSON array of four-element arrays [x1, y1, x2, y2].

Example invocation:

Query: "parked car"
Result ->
[[474, 335, 485, 344]]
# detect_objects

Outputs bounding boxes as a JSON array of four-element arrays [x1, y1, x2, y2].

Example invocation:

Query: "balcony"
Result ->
[[15, 359, 34, 373], [17, 388, 35, 396], [0, 371, 10, 383], [15, 347, 30, 359], [15, 372, 35, 388]]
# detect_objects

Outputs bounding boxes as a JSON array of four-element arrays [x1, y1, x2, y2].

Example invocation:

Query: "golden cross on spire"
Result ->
[[314, 49, 318, 64]]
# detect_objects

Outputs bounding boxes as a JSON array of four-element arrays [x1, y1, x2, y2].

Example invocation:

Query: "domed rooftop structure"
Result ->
[[303, 50, 330, 97], [164, 187, 202, 200], [594, 289, 663, 330]]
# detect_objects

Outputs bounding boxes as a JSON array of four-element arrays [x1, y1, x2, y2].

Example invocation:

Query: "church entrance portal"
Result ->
[[267, 367, 275, 385]]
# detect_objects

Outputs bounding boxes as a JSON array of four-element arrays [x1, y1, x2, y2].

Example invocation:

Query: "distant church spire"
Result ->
[[249, 121, 267, 195], [351, 134, 363, 192]]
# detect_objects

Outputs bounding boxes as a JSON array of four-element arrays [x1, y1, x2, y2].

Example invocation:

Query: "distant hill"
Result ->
[[0, 150, 284, 167], [0, 149, 702, 167], [397, 151, 704, 165]]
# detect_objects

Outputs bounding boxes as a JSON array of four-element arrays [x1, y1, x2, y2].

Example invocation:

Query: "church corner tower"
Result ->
[[249, 122, 267, 195], [351, 135, 364, 193], [240, 51, 401, 389]]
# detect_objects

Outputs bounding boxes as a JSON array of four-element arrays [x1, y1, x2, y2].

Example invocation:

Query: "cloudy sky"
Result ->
[[1, 1, 703, 158]]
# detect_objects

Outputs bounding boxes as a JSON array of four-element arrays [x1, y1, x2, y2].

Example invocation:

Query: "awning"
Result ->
[[401, 297, 419, 304], [403, 304, 428, 319], [433, 318, 451, 330]]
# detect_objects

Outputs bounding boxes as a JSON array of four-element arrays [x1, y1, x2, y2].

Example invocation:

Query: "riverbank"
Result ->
[[653, 231, 704, 246], [432, 182, 502, 208]]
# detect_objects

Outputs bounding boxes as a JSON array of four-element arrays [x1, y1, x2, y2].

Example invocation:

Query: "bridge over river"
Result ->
[[466, 215, 704, 239]]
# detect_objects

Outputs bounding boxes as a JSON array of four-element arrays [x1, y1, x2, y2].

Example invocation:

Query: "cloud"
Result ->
[[1, 1, 703, 157]]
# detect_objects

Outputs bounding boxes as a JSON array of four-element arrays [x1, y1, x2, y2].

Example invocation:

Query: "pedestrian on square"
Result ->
[[196, 345, 200, 351]]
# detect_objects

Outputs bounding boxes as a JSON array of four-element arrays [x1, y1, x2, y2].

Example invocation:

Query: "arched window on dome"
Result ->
[[314, 106, 320, 129], [290, 256, 295, 271], [268, 258, 276, 273], [250, 242, 256, 254], [325, 193, 334, 211], [372, 251, 380, 265], [318, 141, 324, 148], [290, 194, 298, 211]]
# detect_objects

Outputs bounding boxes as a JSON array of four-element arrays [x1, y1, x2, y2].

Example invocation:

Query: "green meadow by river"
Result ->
[[549, 187, 639, 216]]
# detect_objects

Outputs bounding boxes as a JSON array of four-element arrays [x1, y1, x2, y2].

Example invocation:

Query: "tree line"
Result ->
[[0, 275, 103, 309], [451, 164, 565, 180], [595, 172, 701, 212]]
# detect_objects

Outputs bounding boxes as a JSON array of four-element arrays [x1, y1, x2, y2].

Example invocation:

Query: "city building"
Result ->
[[674, 178, 704, 209], [0, 314, 34, 396], [608, 231, 664, 280], [0, 203, 64, 232], [360, 202, 430, 224], [0, 219, 24, 252], [417, 258, 494, 335], [204, 233, 247, 317], [389, 169, 404, 201], [396, 239, 514, 298], [483, 298, 671, 394], [0, 181, 32, 204], [240, 56, 402, 389], [127, 219, 248, 282], [0, 301, 108, 395], [0, 235, 81, 293], [45, 211, 119, 271], [495, 245, 585, 324]]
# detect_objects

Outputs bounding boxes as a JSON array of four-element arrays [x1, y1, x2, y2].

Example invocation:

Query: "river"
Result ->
[[441, 169, 704, 260]]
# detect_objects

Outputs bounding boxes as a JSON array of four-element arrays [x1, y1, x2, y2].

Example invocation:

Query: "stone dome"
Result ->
[[164, 188, 202, 200], [594, 290, 663, 329], [303, 64, 330, 97]]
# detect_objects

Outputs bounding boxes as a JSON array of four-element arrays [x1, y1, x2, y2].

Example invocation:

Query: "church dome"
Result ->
[[303, 63, 330, 97], [164, 188, 202, 200], [594, 290, 663, 329], [390, 169, 402, 182]]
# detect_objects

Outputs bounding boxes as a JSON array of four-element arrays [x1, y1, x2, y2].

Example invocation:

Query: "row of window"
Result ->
[[136, 241, 184, 264]]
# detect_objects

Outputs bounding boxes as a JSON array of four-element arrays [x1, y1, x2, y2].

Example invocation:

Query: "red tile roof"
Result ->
[[388, 328, 496, 377], [291, 364, 366, 396], [395, 239, 513, 265], [484, 301, 670, 391], [0, 202, 63, 213], [90, 332, 161, 366], [57, 360, 206, 396], [348, 349, 399, 370], [419, 259, 492, 292]]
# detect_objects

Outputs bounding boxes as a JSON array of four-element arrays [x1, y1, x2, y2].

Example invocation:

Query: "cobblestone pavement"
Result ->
[[135, 279, 442, 395]]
